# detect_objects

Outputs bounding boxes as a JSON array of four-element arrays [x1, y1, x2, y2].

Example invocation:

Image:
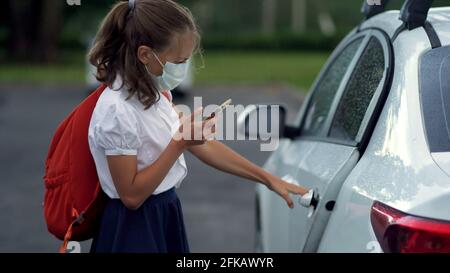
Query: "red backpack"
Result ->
[[43, 84, 109, 253]]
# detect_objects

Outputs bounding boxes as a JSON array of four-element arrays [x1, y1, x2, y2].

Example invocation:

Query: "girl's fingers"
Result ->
[[287, 184, 309, 196], [282, 192, 294, 209]]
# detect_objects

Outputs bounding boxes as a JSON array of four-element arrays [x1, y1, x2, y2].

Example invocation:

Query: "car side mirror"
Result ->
[[237, 104, 299, 140]]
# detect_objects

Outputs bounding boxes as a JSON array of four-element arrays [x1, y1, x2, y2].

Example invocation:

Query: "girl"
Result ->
[[87, 0, 308, 253]]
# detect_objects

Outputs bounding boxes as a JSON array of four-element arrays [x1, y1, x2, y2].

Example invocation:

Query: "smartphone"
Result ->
[[203, 99, 232, 121]]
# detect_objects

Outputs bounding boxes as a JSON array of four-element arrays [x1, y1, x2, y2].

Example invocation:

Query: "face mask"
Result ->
[[145, 51, 189, 91]]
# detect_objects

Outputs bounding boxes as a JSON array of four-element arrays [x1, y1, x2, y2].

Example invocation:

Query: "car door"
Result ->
[[259, 29, 392, 252]]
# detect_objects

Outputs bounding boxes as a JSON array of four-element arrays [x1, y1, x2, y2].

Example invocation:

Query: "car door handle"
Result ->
[[299, 188, 319, 218], [299, 188, 319, 208]]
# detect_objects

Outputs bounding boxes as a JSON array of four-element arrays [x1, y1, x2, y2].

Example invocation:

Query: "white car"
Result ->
[[239, 0, 450, 253]]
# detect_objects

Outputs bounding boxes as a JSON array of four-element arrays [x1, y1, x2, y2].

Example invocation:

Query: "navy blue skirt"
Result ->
[[90, 188, 190, 253]]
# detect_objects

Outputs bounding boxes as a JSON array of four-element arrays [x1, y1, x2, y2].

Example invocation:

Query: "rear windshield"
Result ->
[[420, 45, 450, 152]]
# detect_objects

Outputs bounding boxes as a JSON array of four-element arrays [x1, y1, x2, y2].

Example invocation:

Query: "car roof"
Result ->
[[427, 7, 450, 26], [360, 7, 450, 39]]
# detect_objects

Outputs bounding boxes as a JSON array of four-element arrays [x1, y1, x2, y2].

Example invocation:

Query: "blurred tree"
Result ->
[[314, 0, 336, 36], [37, 0, 64, 62], [291, 0, 307, 33], [3, 0, 449, 61], [6, 0, 63, 63], [262, 0, 277, 35]]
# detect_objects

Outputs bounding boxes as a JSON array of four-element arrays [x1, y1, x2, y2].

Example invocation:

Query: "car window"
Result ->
[[301, 37, 363, 137], [329, 37, 385, 141], [420, 45, 450, 152]]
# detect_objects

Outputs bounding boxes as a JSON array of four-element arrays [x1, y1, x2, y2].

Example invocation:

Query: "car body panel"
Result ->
[[286, 141, 359, 252], [260, 140, 359, 252], [426, 7, 450, 47], [259, 140, 295, 252], [359, 10, 403, 38], [427, 7, 450, 29]]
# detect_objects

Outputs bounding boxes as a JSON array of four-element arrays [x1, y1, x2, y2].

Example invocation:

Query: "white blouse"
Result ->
[[88, 77, 187, 199]]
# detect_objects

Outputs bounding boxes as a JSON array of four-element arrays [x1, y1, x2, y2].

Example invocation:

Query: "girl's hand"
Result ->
[[266, 176, 309, 209], [174, 107, 217, 149]]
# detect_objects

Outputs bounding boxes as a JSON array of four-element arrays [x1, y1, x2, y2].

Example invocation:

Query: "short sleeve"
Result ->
[[93, 103, 141, 156]]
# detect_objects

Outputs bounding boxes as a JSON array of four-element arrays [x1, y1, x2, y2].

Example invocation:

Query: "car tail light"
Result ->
[[370, 201, 450, 253]]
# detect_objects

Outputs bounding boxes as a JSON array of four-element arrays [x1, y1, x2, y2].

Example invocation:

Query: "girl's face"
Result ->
[[138, 31, 196, 76]]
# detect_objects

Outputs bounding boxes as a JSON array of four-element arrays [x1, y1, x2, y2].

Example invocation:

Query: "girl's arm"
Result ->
[[188, 141, 309, 208], [107, 108, 214, 210], [106, 139, 184, 210]]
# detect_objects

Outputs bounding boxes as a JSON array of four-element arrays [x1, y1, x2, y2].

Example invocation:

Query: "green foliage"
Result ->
[[202, 32, 346, 52], [0, 50, 329, 91], [189, 50, 329, 91]]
